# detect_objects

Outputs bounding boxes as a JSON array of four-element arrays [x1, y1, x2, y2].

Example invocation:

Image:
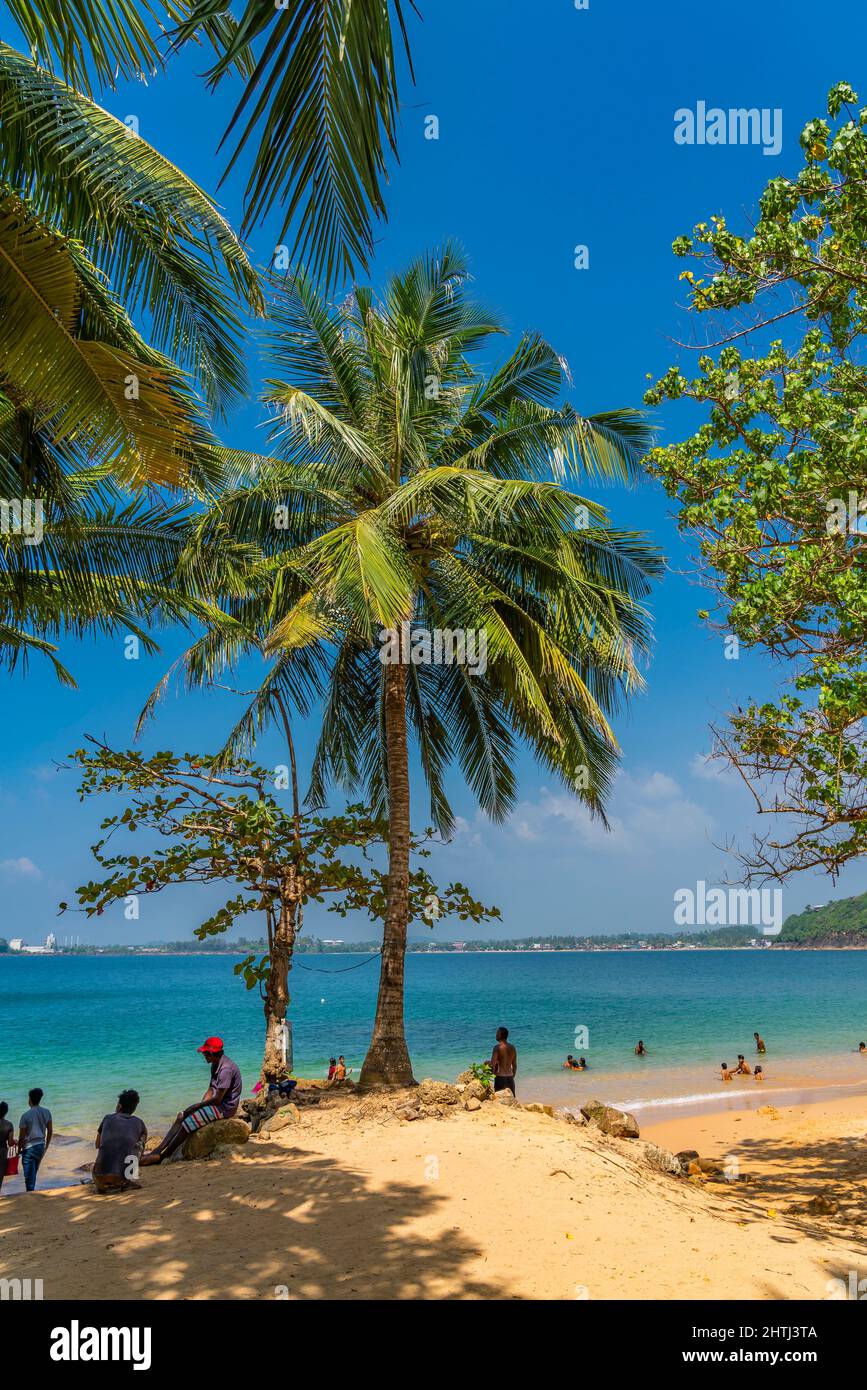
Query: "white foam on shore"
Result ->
[[614, 1087, 788, 1111]]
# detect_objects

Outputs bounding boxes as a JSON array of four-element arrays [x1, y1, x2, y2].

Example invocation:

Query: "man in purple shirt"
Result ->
[[141, 1036, 242, 1166]]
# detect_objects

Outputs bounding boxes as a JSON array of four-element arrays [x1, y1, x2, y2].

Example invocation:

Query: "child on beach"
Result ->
[[754, 1066, 764, 1082], [733, 1055, 752, 1075], [720, 1063, 733, 1081]]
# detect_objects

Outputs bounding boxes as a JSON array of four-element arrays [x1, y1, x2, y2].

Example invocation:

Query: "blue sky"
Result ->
[[2, 0, 866, 944]]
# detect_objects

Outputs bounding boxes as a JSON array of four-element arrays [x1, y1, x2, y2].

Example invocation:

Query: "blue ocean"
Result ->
[[3, 950, 867, 1140]]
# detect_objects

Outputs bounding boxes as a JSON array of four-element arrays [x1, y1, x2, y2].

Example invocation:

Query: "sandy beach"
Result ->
[[2, 1083, 866, 1301]]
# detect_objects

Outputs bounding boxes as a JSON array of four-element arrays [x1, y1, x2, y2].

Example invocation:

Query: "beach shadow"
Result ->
[[0, 1139, 500, 1301], [707, 1131, 867, 1253]]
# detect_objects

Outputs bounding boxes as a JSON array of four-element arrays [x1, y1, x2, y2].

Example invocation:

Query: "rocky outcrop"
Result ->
[[493, 1087, 517, 1106], [579, 1098, 640, 1139], [182, 1118, 250, 1160], [259, 1104, 301, 1137], [523, 1103, 555, 1117], [643, 1142, 682, 1175], [416, 1079, 461, 1106]]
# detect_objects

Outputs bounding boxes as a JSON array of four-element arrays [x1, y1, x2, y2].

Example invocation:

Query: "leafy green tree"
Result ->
[[64, 736, 499, 1078], [646, 82, 867, 882], [146, 244, 661, 1086]]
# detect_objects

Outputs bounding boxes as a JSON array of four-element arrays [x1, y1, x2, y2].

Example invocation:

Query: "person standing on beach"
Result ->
[[754, 1031, 766, 1054], [93, 1090, 147, 1194], [141, 1037, 241, 1167], [490, 1026, 517, 1095], [0, 1102, 13, 1194], [18, 1088, 52, 1192]]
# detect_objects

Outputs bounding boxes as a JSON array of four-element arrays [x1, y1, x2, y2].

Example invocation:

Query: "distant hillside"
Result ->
[[781, 892, 867, 944]]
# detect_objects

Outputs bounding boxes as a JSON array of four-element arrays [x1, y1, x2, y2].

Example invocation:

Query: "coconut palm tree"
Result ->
[[143, 245, 662, 1086], [0, 40, 263, 677], [7, 0, 415, 289]]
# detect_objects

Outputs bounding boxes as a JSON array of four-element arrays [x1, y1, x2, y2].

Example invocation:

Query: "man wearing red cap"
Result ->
[[141, 1038, 242, 1166]]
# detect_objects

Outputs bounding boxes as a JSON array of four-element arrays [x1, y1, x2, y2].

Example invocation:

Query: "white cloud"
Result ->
[[689, 752, 738, 783], [0, 856, 42, 879], [500, 771, 713, 855]]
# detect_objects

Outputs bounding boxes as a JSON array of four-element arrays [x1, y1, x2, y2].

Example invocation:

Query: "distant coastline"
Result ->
[[5, 941, 867, 957]]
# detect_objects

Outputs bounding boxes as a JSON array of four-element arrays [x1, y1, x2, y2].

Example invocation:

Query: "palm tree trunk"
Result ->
[[359, 659, 416, 1088]]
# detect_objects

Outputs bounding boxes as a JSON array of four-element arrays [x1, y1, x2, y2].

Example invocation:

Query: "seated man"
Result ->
[[93, 1090, 147, 1194], [720, 1062, 733, 1081], [733, 1054, 752, 1075], [142, 1036, 241, 1166]]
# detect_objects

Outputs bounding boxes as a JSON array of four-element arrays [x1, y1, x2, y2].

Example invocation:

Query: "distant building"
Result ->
[[8, 938, 23, 952], [19, 933, 57, 956]]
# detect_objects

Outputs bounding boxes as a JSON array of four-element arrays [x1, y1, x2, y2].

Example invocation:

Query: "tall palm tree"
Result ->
[[145, 245, 662, 1087], [0, 41, 263, 677]]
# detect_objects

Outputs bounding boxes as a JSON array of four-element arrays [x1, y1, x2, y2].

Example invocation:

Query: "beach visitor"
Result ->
[[577, 1057, 588, 1070], [141, 1037, 241, 1167], [734, 1055, 752, 1075], [860, 1042, 866, 1054], [562, 1055, 579, 1070], [328, 1055, 352, 1085], [754, 1066, 764, 1082], [0, 1102, 13, 1194], [720, 1062, 732, 1081], [18, 1088, 52, 1192], [327, 1057, 337, 1079], [634, 1040, 647, 1056], [92, 1090, 147, 1194], [490, 1026, 517, 1095], [754, 1031, 766, 1054]]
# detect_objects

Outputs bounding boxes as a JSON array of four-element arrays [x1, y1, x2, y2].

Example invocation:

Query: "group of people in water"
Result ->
[[561, 1031, 772, 1081]]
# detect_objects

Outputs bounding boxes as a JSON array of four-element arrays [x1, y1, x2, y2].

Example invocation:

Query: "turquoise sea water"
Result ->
[[2, 950, 867, 1142]]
